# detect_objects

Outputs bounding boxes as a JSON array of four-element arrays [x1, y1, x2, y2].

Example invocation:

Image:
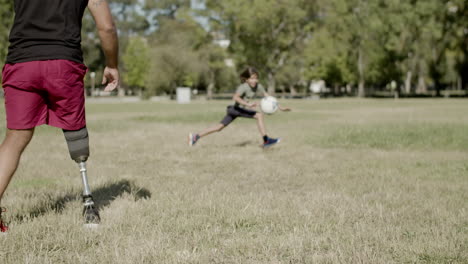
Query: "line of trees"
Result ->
[[0, 0, 466, 97]]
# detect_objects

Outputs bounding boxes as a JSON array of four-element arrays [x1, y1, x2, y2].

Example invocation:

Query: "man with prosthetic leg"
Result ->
[[0, 0, 119, 232]]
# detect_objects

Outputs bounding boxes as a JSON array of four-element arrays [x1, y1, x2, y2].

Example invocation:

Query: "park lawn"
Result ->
[[0, 98, 466, 263]]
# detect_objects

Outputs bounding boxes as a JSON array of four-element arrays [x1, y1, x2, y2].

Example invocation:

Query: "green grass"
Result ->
[[0, 98, 467, 263]]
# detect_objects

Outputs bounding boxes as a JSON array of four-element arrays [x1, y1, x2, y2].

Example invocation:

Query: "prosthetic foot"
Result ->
[[64, 127, 101, 227]]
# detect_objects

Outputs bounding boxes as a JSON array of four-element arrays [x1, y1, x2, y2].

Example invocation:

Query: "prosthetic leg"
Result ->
[[63, 127, 100, 226]]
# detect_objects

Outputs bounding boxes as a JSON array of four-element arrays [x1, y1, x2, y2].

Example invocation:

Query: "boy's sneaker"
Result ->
[[188, 133, 200, 146], [0, 207, 8, 233], [263, 137, 281, 148]]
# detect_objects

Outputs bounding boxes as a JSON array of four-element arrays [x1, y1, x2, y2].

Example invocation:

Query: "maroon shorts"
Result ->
[[2, 60, 87, 130]]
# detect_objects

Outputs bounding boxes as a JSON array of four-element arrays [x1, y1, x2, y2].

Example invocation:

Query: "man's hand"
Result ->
[[102, 66, 119, 91]]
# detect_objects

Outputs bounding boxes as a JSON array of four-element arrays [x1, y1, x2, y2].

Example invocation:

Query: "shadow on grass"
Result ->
[[93, 179, 151, 210], [14, 179, 151, 222], [234, 140, 254, 147]]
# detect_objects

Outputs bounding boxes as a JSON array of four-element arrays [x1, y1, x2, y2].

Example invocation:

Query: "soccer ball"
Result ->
[[260, 96, 278, 114]]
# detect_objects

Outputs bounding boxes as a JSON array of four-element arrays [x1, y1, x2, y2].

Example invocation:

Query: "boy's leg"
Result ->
[[253, 112, 267, 137], [199, 123, 225, 138], [253, 112, 280, 147], [230, 106, 266, 138], [189, 124, 225, 146], [189, 107, 236, 146], [0, 129, 34, 200], [199, 106, 241, 137]]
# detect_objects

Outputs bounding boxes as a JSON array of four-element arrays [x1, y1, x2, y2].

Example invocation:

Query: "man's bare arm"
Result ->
[[88, 0, 118, 68], [88, 0, 119, 91]]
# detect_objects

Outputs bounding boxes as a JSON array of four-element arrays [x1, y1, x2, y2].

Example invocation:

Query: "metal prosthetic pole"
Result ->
[[77, 159, 100, 226], [79, 161, 92, 197]]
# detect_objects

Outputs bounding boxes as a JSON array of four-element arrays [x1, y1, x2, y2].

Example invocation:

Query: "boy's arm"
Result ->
[[88, 0, 119, 91], [233, 93, 257, 108], [278, 105, 291, 111], [261, 90, 290, 111]]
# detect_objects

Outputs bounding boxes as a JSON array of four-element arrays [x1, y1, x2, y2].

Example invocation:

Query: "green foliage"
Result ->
[[143, 0, 192, 20], [299, 0, 468, 95], [207, 0, 317, 92], [112, 0, 150, 35], [143, 17, 236, 97], [0, 0, 466, 95], [81, 10, 106, 83], [0, 0, 13, 63], [144, 19, 209, 96], [198, 44, 238, 93], [122, 37, 150, 89], [213, 67, 238, 92], [304, 28, 355, 87]]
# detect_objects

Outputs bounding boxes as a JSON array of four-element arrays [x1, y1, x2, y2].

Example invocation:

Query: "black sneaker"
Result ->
[[83, 196, 100, 227], [189, 133, 200, 146], [263, 137, 281, 148]]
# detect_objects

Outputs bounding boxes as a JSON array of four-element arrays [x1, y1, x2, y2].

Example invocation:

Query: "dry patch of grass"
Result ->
[[0, 98, 466, 263]]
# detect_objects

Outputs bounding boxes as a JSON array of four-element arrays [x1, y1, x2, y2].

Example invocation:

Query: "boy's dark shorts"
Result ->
[[220, 105, 256, 126]]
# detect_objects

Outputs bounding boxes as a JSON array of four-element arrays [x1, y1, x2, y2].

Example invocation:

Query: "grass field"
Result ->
[[0, 98, 467, 263]]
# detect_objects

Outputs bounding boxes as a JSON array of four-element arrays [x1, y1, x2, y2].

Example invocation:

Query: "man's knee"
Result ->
[[63, 127, 89, 162], [4, 129, 34, 148], [217, 124, 225, 132]]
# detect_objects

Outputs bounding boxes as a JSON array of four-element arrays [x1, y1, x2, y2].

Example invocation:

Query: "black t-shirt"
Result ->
[[6, 0, 89, 64]]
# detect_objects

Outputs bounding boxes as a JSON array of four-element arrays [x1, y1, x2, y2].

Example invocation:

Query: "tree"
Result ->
[[144, 19, 210, 97], [443, 0, 467, 91], [122, 37, 150, 95], [206, 0, 318, 94], [198, 44, 237, 99], [303, 26, 355, 95], [0, 1, 14, 66], [143, 0, 192, 27], [317, 0, 387, 97], [81, 0, 149, 96]]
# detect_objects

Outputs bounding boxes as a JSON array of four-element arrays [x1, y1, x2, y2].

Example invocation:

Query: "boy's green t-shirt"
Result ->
[[234, 83, 266, 109]]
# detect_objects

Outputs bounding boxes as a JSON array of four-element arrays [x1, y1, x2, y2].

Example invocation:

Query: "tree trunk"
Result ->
[[416, 60, 427, 94], [430, 63, 442, 96], [305, 81, 311, 97], [267, 72, 276, 95], [457, 75, 462, 91], [289, 85, 297, 97], [459, 61, 468, 91], [357, 47, 365, 97], [358, 79, 365, 97], [280, 85, 286, 99], [207, 71, 215, 100], [416, 75, 427, 94], [405, 71, 412, 94], [118, 87, 125, 97], [207, 83, 214, 100]]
